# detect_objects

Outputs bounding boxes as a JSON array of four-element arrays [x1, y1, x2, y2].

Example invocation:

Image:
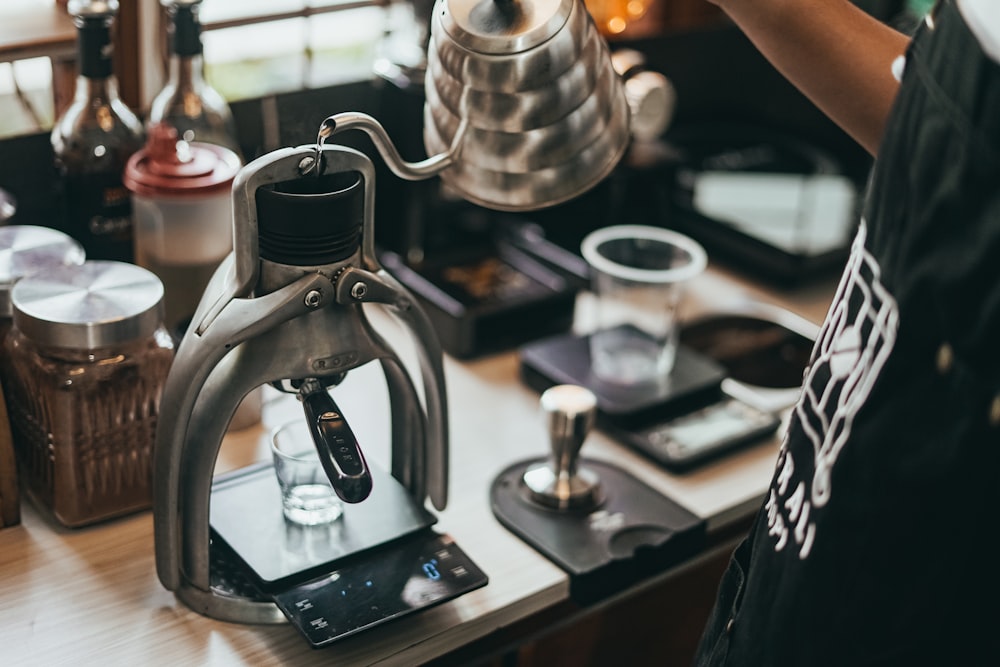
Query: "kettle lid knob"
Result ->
[[438, 0, 575, 54]]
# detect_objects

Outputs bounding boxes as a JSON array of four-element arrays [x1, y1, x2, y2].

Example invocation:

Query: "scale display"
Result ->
[[631, 397, 781, 469], [273, 531, 488, 647]]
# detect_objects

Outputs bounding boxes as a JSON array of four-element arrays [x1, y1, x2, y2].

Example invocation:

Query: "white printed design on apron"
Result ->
[[765, 221, 899, 558]]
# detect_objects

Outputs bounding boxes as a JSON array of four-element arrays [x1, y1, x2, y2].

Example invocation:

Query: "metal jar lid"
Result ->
[[11, 260, 164, 349], [0, 225, 86, 318]]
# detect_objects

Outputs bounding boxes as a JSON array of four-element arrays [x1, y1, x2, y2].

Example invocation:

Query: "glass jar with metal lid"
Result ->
[[4, 260, 174, 527]]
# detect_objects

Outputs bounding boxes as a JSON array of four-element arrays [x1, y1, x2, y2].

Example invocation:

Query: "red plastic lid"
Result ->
[[124, 123, 240, 198]]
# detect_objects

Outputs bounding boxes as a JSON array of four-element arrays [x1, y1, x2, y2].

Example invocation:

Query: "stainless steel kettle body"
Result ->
[[314, 0, 666, 216], [423, 0, 631, 210], [152, 143, 449, 623]]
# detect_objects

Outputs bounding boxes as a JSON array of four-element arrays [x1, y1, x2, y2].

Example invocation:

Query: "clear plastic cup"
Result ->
[[581, 225, 707, 386]]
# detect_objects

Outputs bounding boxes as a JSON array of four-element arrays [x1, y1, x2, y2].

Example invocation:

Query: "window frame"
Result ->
[[0, 0, 389, 128]]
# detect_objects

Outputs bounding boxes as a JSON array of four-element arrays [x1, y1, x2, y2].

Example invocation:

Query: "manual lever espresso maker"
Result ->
[[152, 138, 490, 643], [153, 0, 665, 643]]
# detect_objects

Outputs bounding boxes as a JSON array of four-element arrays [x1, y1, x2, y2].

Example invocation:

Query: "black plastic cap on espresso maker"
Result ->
[[255, 171, 364, 266]]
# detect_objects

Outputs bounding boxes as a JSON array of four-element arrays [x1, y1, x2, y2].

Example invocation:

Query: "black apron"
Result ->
[[694, 2, 1000, 665]]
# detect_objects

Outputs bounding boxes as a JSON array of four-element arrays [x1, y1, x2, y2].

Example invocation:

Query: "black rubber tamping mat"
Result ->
[[491, 458, 706, 604]]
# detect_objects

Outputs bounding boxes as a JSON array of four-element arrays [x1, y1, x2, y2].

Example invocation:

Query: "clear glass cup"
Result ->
[[271, 420, 344, 526]]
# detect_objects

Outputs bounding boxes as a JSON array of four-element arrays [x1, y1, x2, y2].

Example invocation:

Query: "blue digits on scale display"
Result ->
[[423, 559, 441, 581]]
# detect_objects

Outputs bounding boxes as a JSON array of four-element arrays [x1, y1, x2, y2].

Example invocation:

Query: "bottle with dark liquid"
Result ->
[[51, 0, 144, 262], [148, 0, 240, 156]]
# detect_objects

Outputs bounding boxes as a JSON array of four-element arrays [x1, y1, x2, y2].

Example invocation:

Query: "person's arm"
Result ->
[[708, 0, 910, 155]]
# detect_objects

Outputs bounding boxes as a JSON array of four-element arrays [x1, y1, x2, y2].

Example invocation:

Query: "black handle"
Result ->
[[300, 385, 373, 504]]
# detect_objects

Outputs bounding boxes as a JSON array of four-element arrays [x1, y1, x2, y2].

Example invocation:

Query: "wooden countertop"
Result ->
[[0, 263, 835, 665]]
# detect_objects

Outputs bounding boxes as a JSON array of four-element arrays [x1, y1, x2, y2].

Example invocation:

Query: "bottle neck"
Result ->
[[168, 4, 207, 92], [75, 73, 120, 104], [172, 5, 204, 58], [168, 53, 205, 92], [77, 17, 115, 80]]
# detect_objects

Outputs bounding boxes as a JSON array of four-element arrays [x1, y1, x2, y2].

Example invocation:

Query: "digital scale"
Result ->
[[519, 326, 782, 471], [208, 462, 488, 648]]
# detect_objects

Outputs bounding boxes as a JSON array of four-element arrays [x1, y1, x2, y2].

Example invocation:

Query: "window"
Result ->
[[0, 0, 74, 139], [199, 0, 386, 101], [0, 0, 388, 139], [0, 58, 54, 137]]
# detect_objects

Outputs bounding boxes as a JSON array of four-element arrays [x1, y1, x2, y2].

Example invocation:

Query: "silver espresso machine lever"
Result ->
[[153, 142, 449, 624]]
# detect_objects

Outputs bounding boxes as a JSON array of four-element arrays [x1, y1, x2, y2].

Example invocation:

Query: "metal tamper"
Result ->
[[522, 384, 604, 511]]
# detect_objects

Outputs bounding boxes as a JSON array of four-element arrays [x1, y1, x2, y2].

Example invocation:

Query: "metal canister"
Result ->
[[4, 261, 174, 527], [0, 225, 85, 529], [0, 225, 86, 338]]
